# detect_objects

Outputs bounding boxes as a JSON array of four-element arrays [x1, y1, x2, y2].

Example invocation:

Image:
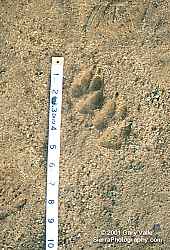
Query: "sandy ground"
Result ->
[[0, 0, 170, 249]]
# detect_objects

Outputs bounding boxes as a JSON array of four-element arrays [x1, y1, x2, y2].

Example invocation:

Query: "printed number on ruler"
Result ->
[[51, 89, 59, 131]]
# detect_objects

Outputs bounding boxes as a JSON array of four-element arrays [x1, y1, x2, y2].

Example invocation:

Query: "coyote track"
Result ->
[[71, 65, 130, 149]]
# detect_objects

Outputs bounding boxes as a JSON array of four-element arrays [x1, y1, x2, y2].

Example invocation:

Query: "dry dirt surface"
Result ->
[[0, 0, 170, 249]]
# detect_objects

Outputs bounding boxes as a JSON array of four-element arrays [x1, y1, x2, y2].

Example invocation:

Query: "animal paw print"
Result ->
[[72, 66, 104, 114], [71, 65, 130, 149]]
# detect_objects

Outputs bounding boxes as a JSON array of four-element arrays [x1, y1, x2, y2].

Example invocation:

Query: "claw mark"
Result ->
[[82, 0, 128, 31], [83, 4, 104, 31]]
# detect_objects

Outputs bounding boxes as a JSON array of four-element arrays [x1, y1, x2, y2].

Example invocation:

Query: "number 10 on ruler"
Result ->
[[46, 57, 64, 249]]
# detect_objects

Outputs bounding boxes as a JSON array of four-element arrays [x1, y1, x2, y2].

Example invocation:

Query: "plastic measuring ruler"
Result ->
[[46, 57, 64, 249]]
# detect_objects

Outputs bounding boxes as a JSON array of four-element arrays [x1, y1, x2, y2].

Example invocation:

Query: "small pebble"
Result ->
[[152, 223, 161, 232], [0, 210, 9, 220]]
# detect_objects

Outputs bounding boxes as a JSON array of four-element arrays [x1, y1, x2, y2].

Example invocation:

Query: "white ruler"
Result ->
[[46, 57, 64, 250]]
